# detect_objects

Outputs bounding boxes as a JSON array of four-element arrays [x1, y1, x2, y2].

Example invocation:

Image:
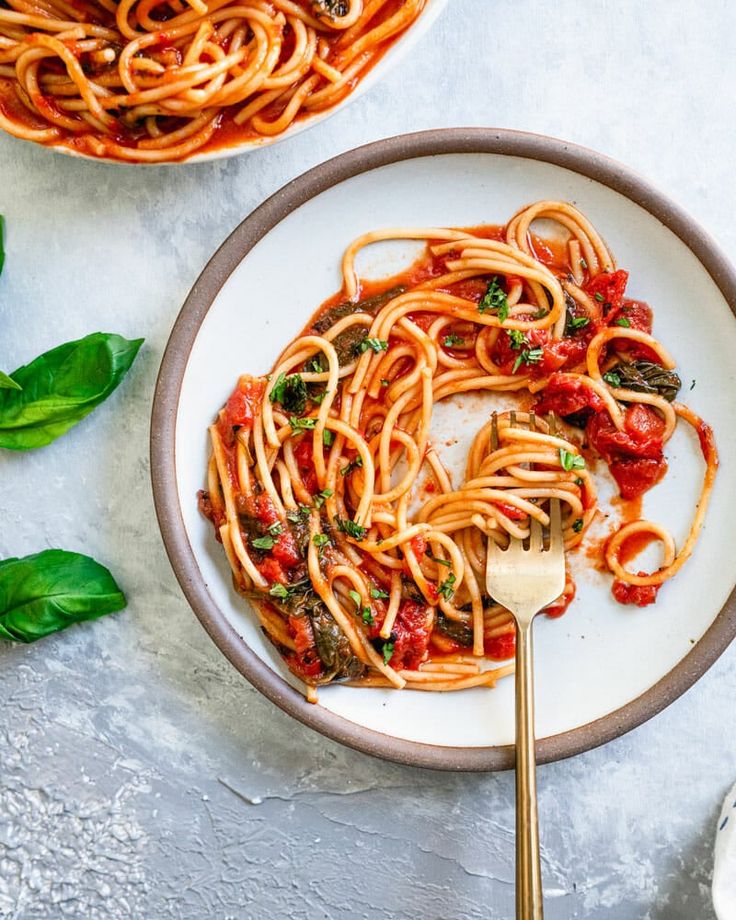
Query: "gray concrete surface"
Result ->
[[1, 1, 735, 916]]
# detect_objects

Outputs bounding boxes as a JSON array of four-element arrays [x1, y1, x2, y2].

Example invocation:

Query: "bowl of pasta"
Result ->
[[151, 128, 736, 769], [0, 0, 448, 163]]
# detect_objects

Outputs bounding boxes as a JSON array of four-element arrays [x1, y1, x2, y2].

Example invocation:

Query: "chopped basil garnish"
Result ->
[[335, 516, 367, 541], [270, 373, 307, 414], [312, 488, 333, 510], [478, 277, 509, 323], [508, 329, 526, 350], [512, 347, 543, 374], [340, 456, 363, 476], [438, 572, 456, 600], [358, 338, 389, 354], [286, 504, 312, 523], [251, 535, 275, 550], [559, 449, 585, 472], [289, 416, 317, 430]]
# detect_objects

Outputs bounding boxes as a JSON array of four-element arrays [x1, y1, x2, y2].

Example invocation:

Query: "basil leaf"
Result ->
[[0, 549, 126, 643], [605, 360, 681, 403], [270, 373, 307, 414], [435, 609, 472, 647], [0, 371, 21, 391], [357, 338, 388, 354], [289, 416, 317, 431], [559, 448, 586, 472], [438, 572, 456, 600], [0, 333, 143, 450], [335, 516, 367, 541], [478, 277, 509, 322]]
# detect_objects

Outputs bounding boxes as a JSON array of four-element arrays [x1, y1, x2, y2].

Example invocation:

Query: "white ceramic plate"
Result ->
[[44, 0, 449, 165], [152, 130, 736, 769]]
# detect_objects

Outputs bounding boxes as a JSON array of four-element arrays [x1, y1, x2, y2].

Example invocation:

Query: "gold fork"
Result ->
[[486, 411, 566, 920]]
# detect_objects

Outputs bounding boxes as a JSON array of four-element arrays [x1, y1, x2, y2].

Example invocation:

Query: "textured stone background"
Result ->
[[1, 1, 736, 917]]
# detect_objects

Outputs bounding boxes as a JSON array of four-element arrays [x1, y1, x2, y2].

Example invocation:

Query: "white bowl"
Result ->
[[151, 129, 736, 769]]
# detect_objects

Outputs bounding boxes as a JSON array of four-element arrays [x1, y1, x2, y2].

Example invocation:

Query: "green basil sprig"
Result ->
[[0, 332, 143, 450], [0, 549, 127, 643], [0, 371, 20, 391]]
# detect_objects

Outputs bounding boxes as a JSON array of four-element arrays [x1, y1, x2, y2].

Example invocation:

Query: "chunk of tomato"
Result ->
[[484, 631, 516, 660], [389, 600, 433, 670], [588, 404, 665, 462], [293, 435, 318, 494], [535, 372, 604, 418], [585, 269, 628, 317], [612, 578, 660, 607], [223, 377, 265, 430], [286, 616, 323, 680], [610, 457, 668, 499], [259, 556, 288, 584]]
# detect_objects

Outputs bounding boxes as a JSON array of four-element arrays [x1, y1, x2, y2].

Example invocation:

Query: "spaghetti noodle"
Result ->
[[199, 200, 718, 698], [0, 0, 425, 162]]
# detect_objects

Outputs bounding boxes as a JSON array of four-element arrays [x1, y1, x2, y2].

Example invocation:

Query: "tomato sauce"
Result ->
[[585, 269, 629, 318], [221, 376, 265, 434], [612, 578, 659, 607], [370, 599, 432, 671], [286, 616, 324, 681], [588, 404, 667, 500], [617, 531, 656, 567], [484, 630, 516, 660], [493, 501, 527, 521], [293, 435, 319, 494], [535, 373, 604, 417], [544, 569, 576, 618]]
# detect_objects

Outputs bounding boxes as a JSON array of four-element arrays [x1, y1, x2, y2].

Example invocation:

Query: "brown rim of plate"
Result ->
[[150, 127, 736, 772]]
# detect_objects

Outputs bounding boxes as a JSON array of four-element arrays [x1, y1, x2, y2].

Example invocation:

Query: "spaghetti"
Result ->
[[0, 0, 425, 162], [199, 200, 718, 698]]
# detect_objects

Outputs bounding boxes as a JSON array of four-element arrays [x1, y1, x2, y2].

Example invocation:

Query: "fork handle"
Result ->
[[515, 617, 543, 920]]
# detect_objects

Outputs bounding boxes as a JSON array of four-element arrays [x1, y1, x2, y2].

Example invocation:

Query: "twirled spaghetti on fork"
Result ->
[[199, 200, 718, 700]]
